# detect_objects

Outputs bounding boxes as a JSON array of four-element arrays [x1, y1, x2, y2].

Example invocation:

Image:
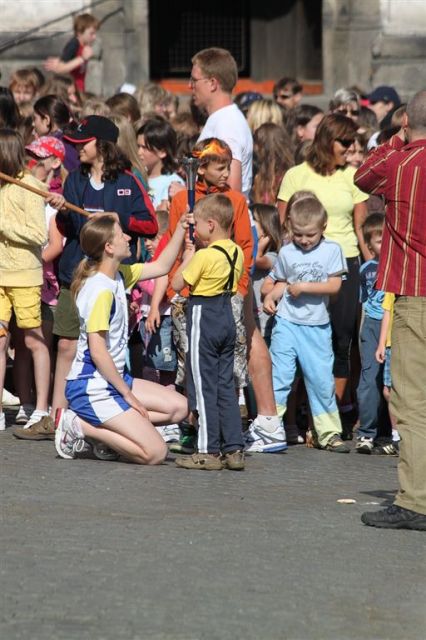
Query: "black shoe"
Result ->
[[371, 442, 399, 456], [361, 505, 426, 530]]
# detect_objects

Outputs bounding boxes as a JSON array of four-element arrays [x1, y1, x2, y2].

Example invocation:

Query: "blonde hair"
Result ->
[[80, 98, 111, 117], [135, 83, 168, 119], [246, 99, 284, 133], [71, 215, 116, 298], [73, 13, 98, 35], [191, 48, 238, 94], [287, 191, 327, 228], [108, 113, 147, 182], [194, 193, 234, 231], [9, 68, 40, 94]]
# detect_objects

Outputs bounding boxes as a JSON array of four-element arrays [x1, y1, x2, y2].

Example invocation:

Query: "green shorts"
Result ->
[[53, 287, 80, 339]]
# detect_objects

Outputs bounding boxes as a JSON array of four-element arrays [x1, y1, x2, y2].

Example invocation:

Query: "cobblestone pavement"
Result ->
[[1, 412, 425, 640]]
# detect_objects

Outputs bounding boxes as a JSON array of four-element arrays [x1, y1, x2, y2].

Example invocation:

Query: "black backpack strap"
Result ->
[[211, 244, 238, 291]]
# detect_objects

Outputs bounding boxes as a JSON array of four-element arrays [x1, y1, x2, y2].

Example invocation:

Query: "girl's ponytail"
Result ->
[[71, 257, 99, 299], [70, 214, 117, 298]]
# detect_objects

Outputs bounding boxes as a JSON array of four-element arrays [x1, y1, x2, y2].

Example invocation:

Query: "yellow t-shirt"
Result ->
[[382, 292, 395, 347], [182, 239, 243, 297], [278, 162, 368, 258]]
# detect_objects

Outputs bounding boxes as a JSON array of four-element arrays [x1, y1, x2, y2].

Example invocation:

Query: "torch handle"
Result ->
[[188, 189, 195, 242]]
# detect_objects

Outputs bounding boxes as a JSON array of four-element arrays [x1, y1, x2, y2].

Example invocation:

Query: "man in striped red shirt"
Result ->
[[354, 90, 426, 531]]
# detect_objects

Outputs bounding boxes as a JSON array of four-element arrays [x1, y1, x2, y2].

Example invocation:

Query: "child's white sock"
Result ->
[[256, 415, 282, 432], [392, 429, 400, 442]]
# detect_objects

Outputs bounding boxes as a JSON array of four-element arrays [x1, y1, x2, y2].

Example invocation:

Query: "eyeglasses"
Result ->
[[189, 75, 209, 87], [337, 107, 359, 117], [335, 138, 355, 148]]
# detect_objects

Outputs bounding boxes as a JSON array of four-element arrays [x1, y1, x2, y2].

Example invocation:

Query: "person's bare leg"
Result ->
[[0, 329, 9, 413], [131, 378, 188, 425], [243, 287, 276, 416], [24, 327, 50, 412], [51, 337, 77, 416], [11, 326, 33, 405], [78, 409, 167, 464], [334, 377, 348, 405]]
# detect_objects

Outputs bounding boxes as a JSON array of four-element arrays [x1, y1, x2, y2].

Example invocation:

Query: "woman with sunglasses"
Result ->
[[329, 88, 361, 123], [277, 114, 369, 432]]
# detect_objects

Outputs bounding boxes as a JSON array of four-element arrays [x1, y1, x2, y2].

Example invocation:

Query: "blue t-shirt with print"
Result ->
[[148, 173, 184, 209], [83, 177, 105, 214], [271, 238, 347, 326], [359, 259, 384, 320]]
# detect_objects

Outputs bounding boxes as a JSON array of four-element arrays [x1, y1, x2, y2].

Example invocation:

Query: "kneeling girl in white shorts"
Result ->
[[55, 213, 188, 464]]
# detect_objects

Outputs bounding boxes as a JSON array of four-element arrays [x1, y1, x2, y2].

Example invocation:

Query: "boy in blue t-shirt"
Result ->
[[262, 191, 349, 453], [355, 213, 387, 454]]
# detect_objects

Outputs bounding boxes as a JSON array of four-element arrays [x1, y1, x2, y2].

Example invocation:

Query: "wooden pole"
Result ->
[[0, 171, 90, 217]]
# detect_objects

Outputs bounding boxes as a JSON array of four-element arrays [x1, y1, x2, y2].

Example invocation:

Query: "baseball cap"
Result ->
[[25, 136, 65, 162], [63, 115, 119, 144], [368, 86, 401, 107]]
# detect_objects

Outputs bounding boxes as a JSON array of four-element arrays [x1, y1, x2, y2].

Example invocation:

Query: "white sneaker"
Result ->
[[2, 388, 20, 406], [156, 424, 181, 443], [244, 418, 288, 453], [355, 436, 374, 454], [0, 412, 6, 431], [24, 410, 50, 429], [15, 404, 35, 425], [55, 408, 86, 459]]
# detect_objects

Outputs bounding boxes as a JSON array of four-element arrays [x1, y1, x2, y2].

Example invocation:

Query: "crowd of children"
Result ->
[[0, 12, 407, 475]]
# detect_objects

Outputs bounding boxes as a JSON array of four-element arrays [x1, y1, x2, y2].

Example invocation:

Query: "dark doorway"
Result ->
[[149, 0, 250, 78]]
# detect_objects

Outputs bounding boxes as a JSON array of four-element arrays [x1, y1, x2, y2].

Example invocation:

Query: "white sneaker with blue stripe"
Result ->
[[244, 418, 288, 453]]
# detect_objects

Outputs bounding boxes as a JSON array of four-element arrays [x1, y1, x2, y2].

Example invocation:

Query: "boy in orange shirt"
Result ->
[[148, 138, 253, 452]]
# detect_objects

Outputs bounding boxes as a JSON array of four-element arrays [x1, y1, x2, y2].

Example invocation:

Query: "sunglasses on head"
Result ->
[[335, 138, 354, 148], [338, 107, 359, 116]]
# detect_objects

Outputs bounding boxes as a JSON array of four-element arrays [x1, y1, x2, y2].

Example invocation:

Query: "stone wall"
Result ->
[[0, 0, 149, 97], [323, 0, 426, 100]]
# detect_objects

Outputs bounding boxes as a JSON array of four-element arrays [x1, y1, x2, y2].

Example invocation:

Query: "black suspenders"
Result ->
[[211, 245, 239, 292]]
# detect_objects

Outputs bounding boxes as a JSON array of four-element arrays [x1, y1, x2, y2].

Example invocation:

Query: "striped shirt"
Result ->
[[354, 135, 426, 296]]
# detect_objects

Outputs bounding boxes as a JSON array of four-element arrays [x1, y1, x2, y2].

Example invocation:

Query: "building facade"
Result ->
[[0, 0, 425, 100]]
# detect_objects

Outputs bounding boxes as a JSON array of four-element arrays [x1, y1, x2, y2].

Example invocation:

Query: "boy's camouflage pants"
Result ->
[[171, 294, 248, 388]]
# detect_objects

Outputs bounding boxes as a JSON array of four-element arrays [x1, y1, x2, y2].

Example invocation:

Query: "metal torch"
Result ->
[[181, 156, 199, 242]]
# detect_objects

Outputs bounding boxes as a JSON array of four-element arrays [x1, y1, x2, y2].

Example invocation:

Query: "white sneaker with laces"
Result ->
[[156, 424, 181, 443], [55, 408, 86, 459], [244, 418, 288, 453], [0, 412, 6, 431], [15, 404, 35, 425], [355, 436, 374, 454], [2, 388, 20, 406]]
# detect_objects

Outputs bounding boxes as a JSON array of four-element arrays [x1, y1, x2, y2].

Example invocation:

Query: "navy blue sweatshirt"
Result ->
[[57, 169, 157, 285]]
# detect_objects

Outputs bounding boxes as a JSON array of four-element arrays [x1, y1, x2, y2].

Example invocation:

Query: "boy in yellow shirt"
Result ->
[[171, 193, 245, 470], [375, 292, 400, 454]]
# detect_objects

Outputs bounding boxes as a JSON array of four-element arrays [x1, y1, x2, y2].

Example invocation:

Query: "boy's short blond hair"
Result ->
[[9, 68, 40, 93], [194, 193, 234, 231], [191, 48, 238, 94], [74, 13, 98, 35], [287, 190, 327, 227]]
